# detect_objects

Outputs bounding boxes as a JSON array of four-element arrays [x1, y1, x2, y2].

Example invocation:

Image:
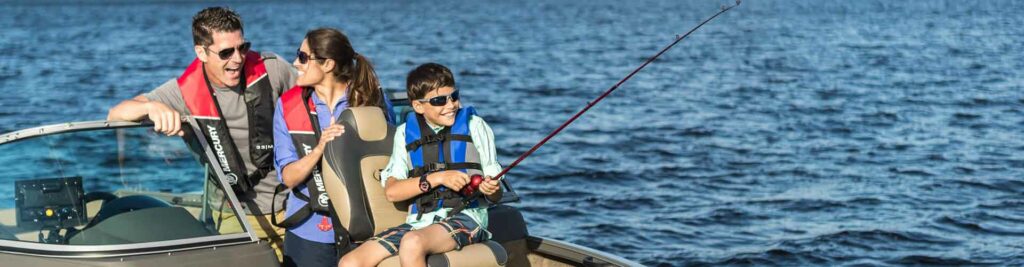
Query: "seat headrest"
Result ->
[[339, 106, 389, 142]]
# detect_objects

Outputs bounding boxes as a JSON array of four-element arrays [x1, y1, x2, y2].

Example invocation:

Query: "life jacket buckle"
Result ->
[[424, 134, 446, 144], [426, 163, 447, 172]]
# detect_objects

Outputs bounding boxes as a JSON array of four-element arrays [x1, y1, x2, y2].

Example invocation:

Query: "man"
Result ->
[[107, 7, 294, 260]]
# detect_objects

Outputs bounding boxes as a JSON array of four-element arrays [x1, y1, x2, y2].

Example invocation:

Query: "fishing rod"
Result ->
[[452, 0, 742, 213]]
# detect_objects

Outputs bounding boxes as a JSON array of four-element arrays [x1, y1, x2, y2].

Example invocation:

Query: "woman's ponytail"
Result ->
[[348, 53, 383, 108]]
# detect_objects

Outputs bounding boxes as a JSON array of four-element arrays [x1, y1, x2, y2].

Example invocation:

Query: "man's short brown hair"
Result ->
[[406, 63, 455, 100], [192, 7, 243, 46]]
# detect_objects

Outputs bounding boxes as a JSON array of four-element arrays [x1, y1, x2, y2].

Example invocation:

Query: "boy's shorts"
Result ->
[[368, 213, 490, 255]]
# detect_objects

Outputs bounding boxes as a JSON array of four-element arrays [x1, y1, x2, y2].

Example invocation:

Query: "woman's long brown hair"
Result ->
[[306, 28, 382, 108]]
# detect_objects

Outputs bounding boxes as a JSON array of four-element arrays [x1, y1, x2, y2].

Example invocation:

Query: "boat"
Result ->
[[0, 94, 642, 267]]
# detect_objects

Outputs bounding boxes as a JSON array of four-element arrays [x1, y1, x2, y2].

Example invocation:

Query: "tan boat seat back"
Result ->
[[322, 106, 408, 241]]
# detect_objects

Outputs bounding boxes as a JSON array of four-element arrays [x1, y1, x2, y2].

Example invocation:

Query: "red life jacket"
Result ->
[[178, 51, 276, 195], [272, 86, 332, 227]]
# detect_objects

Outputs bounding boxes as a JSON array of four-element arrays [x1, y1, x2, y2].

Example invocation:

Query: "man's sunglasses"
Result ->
[[416, 90, 460, 106], [296, 50, 324, 64], [206, 42, 251, 60]]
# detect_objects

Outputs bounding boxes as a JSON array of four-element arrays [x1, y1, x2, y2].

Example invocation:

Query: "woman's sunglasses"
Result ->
[[416, 90, 460, 106], [206, 42, 251, 60], [296, 50, 324, 64]]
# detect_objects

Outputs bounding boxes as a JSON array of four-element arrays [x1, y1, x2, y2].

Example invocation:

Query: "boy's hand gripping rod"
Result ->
[[451, 0, 741, 215]]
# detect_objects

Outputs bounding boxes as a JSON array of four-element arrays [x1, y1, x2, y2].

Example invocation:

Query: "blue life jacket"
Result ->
[[405, 107, 483, 219]]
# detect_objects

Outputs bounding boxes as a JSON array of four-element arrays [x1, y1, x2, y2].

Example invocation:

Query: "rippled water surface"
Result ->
[[2, 0, 1023, 266]]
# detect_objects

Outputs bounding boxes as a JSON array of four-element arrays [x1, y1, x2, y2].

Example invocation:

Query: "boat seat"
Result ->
[[487, 205, 528, 243], [486, 204, 530, 267], [322, 106, 507, 267]]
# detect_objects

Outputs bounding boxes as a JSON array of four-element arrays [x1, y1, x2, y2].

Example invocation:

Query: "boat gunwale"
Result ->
[[0, 233, 255, 258], [527, 235, 644, 266]]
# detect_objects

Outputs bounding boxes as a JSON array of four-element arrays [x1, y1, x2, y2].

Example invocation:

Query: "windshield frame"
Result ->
[[0, 119, 257, 258]]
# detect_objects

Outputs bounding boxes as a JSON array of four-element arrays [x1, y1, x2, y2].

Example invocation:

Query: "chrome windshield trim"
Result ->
[[0, 233, 252, 258], [0, 121, 144, 145]]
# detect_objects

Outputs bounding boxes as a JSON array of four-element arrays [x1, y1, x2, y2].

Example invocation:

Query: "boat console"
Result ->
[[14, 177, 87, 230]]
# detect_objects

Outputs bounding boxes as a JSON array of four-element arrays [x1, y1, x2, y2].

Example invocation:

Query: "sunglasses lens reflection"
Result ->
[[238, 42, 250, 55], [296, 50, 309, 64], [217, 49, 234, 60], [216, 42, 250, 60], [428, 97, 445, 106], [427, 91, 459, 106]]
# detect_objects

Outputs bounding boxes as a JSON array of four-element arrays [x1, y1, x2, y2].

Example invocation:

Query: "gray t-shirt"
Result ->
[[143, 52, 296, 215]]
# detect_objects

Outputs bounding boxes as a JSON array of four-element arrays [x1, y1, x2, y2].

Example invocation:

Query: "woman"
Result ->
[[272, 27, 391, 267]]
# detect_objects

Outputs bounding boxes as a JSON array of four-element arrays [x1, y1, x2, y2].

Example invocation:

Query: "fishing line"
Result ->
[[451, 0, 742, 215]]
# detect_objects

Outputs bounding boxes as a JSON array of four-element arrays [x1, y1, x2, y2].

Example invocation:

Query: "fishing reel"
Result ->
[[459, 174, 486, 196]]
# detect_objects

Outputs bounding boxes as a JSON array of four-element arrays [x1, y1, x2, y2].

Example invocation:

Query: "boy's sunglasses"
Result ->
[[296, 50, 324, 64], [206, 42, 251, 60], [416, 90, 460, 106]]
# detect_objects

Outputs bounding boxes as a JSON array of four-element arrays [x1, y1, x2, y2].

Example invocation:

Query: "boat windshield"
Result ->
[[0, 123, 247, 248]]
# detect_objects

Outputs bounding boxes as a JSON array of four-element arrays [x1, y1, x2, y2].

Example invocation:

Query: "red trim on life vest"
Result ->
[[178, 51, 268, 117], [280, 86, 316, 132], [245, 51, 268, 88], [178, 59, 218, 117]]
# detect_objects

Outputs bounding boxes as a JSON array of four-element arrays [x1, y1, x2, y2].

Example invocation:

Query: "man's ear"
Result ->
[[194, 45, 208, 62]]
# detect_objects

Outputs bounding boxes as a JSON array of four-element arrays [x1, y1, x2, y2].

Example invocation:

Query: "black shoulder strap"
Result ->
[[271, 191, 352, 249], [271, 184, 310, 228], [416, 114, 441, 166]]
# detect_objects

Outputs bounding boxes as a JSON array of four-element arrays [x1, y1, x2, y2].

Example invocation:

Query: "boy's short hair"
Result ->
[[406, 63, 455, 100], [192, 7, 243, 46]]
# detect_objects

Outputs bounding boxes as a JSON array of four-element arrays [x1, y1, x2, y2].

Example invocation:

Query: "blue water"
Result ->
[[2, 0, 1023, 265]]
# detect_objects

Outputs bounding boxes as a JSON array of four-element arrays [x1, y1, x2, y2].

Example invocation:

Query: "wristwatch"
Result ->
[[418, 174, 431, 192]]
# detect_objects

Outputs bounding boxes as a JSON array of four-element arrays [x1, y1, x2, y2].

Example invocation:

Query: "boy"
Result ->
[[338, 63, 503, 267]]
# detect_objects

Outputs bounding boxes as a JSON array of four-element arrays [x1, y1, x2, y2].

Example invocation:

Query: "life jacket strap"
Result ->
[[270, 185, 298, 227], [244, 167, 271, 190], [411, 188, 475, 220], [407, 162, 483, 178], [270, 184, 330, 228], [271, 185, 354, 252], [405, 134, 474, 151]]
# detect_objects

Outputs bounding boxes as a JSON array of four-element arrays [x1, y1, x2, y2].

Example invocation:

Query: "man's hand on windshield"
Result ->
[[146, 102, 183, 136]]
